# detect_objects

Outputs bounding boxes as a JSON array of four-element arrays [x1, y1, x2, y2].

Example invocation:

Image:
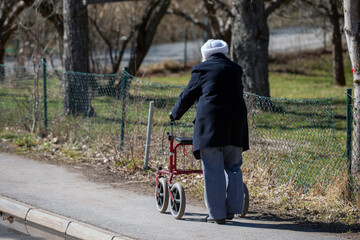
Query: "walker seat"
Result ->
[[174, 137, 193, 145]]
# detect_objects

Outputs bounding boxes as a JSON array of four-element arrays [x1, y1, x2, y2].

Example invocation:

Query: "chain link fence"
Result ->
[[0, 64, 42, 132], [244, 94, 346, 191], [0, 63, 350, 193]]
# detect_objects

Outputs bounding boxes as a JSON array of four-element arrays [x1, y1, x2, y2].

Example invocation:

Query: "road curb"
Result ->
[[0, 196, 32, 220], [0, 195, 133, 240], [26, 209, 71, 234]]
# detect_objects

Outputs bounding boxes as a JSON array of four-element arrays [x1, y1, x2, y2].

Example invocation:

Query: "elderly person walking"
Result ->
[[170, 39, 249, 224]]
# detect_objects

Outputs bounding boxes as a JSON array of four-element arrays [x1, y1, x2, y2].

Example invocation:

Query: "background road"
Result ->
[[5, 27, 332, 68], [0, 152, 357, 240]]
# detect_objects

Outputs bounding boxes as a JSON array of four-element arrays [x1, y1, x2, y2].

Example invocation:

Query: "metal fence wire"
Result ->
[[0, 63, 348, 192], [243, 94, 345, 190]]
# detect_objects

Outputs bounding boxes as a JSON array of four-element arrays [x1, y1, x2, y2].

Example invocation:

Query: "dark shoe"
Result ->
[[205, 215, 226, 224], [226, 214, 234, 220]]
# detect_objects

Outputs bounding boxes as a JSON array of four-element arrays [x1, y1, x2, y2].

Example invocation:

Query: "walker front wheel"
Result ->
[[155, 178, 169, 213], [170, 183, 186, 219]]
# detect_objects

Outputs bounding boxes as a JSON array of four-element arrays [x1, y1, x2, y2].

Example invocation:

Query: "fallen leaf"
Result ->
[[7, 216, 14, 223]]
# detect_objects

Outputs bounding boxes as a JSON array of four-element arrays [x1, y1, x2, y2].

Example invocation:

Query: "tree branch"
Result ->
[[37, 0, 64, 37], [167, 8, 207, 30], [265, 0, 289, 18], [3, 1, 27, 29], [301, 0, 331, 17], [89, 16, 114, 65], [204, 0, 221, 39], [212, 0, 234, 18]]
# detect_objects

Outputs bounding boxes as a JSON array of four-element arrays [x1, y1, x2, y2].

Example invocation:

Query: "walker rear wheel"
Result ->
[[170, 182, 186, 219], [155, 178, 169, 213]]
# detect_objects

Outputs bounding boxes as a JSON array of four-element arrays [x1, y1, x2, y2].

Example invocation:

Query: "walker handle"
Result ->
[[170, 120, 174, 135]]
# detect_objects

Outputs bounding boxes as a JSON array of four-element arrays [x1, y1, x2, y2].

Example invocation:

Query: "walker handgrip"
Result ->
[[170, 121, 174, 135]]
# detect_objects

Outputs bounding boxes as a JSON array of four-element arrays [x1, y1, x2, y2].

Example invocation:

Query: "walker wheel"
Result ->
[[155, 178, 169, 213], [170, 182, 186, 219], [239, 183, 249, 218]]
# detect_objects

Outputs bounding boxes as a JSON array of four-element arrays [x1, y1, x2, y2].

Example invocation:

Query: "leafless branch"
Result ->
[[301, 0, 331, 17], [211, 0, 234, 18], [167, 8, 207, 30], [265, 0, 290, 18]]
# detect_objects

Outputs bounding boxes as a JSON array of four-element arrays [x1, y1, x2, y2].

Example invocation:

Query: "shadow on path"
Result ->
[[179, 211, 359, 234]]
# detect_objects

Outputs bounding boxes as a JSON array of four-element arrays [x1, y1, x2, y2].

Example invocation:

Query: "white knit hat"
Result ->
[[201, 39, 229, 61]]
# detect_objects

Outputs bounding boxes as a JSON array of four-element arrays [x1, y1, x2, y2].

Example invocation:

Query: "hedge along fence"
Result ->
[[0, 61, 350, 193]]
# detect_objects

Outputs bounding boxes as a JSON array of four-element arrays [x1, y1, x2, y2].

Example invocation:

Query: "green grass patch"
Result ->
[[14, 135, 38, 148], [142, 74, 190, 86]]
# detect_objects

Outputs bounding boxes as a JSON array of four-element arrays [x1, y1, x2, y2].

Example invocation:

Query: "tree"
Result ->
[[35, 0, 64, 66], [127, 0, 171, 75], [0, 1, 30, 81], [231, 0, 288, 97], [329, 0, 345, 86], [88, 4, 133, 74], [169, 0, 287, 97], [302, 0, 345, 86], [20, 0, 64, 67], [202, 0, 233, 43], [343, 0, 360, 196], [63, 0, 92, 116], [169, 0, 233, 44]]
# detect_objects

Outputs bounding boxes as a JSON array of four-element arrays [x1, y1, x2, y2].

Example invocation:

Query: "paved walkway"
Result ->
[[0, 152, 356, 240]]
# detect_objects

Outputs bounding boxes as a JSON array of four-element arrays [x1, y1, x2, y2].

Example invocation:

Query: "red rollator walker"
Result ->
[[155, 121, 249, 220]]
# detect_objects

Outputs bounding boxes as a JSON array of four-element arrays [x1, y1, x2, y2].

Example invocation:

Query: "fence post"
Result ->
[[42, 58, 48, 130], [346, 88, 353, 199], [120, 67, 128, 147], [144, 101, 154, 170], [184, 28, 188, 67]]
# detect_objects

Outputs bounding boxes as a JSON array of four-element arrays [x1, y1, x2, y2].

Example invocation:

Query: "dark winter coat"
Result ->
[[171, 53, 249, 153]]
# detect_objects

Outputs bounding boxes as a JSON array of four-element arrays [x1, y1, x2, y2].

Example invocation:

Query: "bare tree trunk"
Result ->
[[127, 0, 170, 75], [0, 48, 5, 82], [231, 0, 256, 93], [0, 28, 11, 82], [343, 0, 360, 196], [330, 0, 345, 86], [63, 0, 92, 116], [203, 0, 224, 40], [231, 0, 270, 97]]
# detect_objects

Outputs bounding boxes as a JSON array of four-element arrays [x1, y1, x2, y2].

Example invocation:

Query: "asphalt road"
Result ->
[[5, 26, 332, 68], [0, 152, 356, 240]]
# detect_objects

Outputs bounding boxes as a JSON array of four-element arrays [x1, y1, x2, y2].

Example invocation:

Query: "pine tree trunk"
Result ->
[[63, 0, 91, 116], [344, 0, 360, 196], [231, 0, 270, 97]]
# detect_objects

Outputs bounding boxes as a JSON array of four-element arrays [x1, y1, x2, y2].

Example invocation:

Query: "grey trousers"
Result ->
[[200, 145, 244, 220]]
